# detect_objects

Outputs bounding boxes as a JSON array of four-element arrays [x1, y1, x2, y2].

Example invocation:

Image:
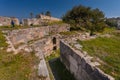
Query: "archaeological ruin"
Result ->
[[0, 16, 19, 26], [60, 41, 114, 80], [22, 14, 61, 26], [2, 22, 115, 80]]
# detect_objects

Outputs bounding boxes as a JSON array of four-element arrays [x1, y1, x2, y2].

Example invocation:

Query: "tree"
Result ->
[[41, 12, 44, 15], [62, 5, 106, 35], [45, 11, 51, 17], [30, 12, 33, 19], [105, 18, 117, 27], [88, 8, 106, 35]]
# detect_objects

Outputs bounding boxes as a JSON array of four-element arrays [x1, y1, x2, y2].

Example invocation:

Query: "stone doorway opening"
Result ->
[[53, 37, 56, 44], [53, 46, 57, 50]]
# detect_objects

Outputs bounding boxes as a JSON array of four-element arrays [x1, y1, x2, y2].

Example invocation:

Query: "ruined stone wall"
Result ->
[[49, 24, 70, 33], [22, 18, 44, 26], [0, 16, 19, 26], [37, 14, 61, 21], [117, 20, 120, 29], [8, 26, 49, 45], [7, 25, 69, 45], [60, 41, 114, 80], [30, 37, 54, 56]]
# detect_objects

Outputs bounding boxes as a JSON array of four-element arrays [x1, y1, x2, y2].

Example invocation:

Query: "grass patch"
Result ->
[[0, 31, 8, 48], [60, 31, 77, 36], [47, 21, 65, 26], [0, 25, 24, 30], [78, 31, 120, 80], [102, 27, 116, 34], [0, 51, 39, 80], [46, 50, 60, 61], [0, 25, 42, 31], [0, 30, 39, 80]]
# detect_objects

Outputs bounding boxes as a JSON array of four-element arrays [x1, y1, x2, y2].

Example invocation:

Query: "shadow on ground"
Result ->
[[48, 58, 76, 80]]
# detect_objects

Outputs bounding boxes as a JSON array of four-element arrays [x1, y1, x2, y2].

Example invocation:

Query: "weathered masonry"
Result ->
[[7, 24, 69, 45], [5, 25, 69, 80], [5, 23, 116, 80], [0, 16, 19, 26], [5, 25, 67, 56], [60, 41, 114, 80]]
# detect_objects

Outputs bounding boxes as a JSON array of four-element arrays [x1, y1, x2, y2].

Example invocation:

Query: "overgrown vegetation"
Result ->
[[59, 31, 77, 35], [0, 30, 39, 80], [0, 25, 28, 30], [105, 18, 117, 28], [0, 52, 39, 80], [45, 11, 51, 17], [47, 21, 65, 26], [46, 50, 75, 80], [46, 50, 60, 61], [0, 31, 8, 48], [102, 27, 116, 34], [78, 31, 120, 80], [0, 25, 45, 31], [62, 5, 107, 35]]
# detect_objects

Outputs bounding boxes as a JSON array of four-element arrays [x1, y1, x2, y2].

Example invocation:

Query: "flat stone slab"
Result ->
[[38, 58, 50, 80]]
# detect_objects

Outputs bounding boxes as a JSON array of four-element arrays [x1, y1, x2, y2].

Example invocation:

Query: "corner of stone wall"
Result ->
[[60, 40, 115, 80]]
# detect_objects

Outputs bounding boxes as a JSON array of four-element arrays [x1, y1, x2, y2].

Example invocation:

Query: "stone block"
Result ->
[[60, 40, 115, 80], [81, 69, 92, 80], [73, 52, 82, 65], [81, 58, 87, 69], [85, 63, 95, 74], [69, 55, 78, 69], [91, 68, 111, 80]]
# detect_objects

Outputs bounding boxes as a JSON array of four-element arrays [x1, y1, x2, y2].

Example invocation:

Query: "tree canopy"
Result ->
[[30, 12, 34, 18], [45, 11, 51, 17], [62, 5, 106, 35]]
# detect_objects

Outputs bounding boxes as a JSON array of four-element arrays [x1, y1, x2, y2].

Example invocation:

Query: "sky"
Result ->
[[0, 0, 120, 20]]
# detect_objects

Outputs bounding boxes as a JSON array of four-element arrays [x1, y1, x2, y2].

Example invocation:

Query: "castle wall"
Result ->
[[60, 41, 114, 80]]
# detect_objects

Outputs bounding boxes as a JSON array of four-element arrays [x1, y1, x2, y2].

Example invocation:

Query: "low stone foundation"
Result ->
[[60, 41, 114, 80], [30, 37, 54, 56]]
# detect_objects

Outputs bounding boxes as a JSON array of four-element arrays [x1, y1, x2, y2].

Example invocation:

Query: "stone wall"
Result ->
[[7, 25, 69, 45], [117, 20, 120, 29], [22, 18, 44, 26], [8, 26, 49, 45], [22, 15, 61, 26], [30, 37, 54, 56], [0, 16, 19, 26], [60, 41, 114, 80], [36, 14, 61, 21], [49, 24, 70, 33]]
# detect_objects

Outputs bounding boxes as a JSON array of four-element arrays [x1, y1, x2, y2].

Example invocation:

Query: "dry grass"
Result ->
[[0, 30, 39, 80]]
